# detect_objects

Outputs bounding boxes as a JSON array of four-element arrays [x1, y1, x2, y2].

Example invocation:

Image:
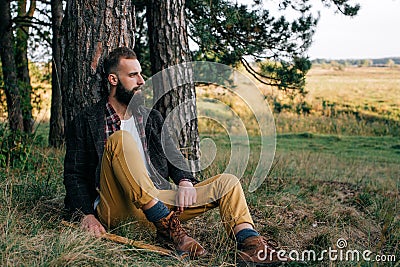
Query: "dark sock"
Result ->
[[236, 228, 260, 249], [143, 201, 170, 222]]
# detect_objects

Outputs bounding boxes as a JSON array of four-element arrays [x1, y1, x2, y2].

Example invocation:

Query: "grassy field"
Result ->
[[197, 65, 400, 137], [306, 66, 400, 120], [0, 66, 399, 266]]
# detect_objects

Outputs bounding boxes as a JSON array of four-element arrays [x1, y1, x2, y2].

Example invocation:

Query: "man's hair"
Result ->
[[103, 47, 137, 77]]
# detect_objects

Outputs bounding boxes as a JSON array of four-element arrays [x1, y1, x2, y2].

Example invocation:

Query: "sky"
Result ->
[[238, 0, 400, 60]]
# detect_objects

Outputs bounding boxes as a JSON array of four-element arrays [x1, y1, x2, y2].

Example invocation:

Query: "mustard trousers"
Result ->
[[97, 131, 254, 237]]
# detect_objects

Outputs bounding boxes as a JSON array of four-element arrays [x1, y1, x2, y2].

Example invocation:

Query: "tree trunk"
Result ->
[[61, 0, 136, 129], [146, 0, 200, 173], [0, 0, 24, 131], [49, 0, 64, 147], [15, 0, 35, 133]]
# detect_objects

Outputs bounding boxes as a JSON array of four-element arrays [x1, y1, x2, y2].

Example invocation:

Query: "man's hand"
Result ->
[[176, 180, 197, 212], [81, 214, 106, 237]]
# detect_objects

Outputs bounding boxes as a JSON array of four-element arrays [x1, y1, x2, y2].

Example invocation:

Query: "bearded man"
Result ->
[[63, 47, 289, 266]]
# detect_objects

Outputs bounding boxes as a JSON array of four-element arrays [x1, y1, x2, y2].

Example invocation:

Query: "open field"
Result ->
[[197, 65, 400, 137], [306, 66, 400, 118], [1, 66, 399, 266]]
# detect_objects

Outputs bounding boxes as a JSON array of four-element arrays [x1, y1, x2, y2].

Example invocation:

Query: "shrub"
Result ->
[[0, 124, 45, 168]]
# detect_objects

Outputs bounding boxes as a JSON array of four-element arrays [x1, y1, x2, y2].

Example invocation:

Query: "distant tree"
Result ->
[[359, 59, 373, 67], [49, 0, 64, 147], [386, 59, 395, 68], [15, 0, 36, 133], [0, 0, 23, 131], [330, 60, 344, 71], [0, 0, 51, 132]]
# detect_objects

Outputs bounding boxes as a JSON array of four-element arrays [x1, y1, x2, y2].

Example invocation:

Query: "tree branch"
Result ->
[[27, 0, 36, 17], [18, 23, 51, 46], [241, 57, 280, 82], [13, 16, 52, 27], [240, 58, 300, 90], [240, 58, 278, 87]]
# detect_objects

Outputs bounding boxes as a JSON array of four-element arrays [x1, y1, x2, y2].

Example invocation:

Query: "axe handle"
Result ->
[[61, 220, 174, 256]]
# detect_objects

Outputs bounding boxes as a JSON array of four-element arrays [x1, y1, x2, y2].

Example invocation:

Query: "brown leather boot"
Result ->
[[154, 211, 207, 258], [238, 236, 290, 266]]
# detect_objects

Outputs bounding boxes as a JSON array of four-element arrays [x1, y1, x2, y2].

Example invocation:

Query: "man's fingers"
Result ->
[[176, 186, 197, 211], [183, 192, 187, 205], [191, 187, 196, 203], [89, 226, 95, 235], [89, 225, 102, 238], [180, 188, 197, 207], [88, 225, 95, 235], [190, 190, 196, 206], [186, 189, 196, 207], [176, 193, 183, 211], [80, 215, 106, 238], [176, 192, 182, 206], [190, 196, 195, 206], [177, 195, 184, 212], [181, 194, 186, 211], [93, 226, 101, 238], [181, 195, 185, 208]]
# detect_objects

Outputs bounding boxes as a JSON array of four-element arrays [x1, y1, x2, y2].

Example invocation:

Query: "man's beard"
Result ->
[[115, 80, 145, 113]]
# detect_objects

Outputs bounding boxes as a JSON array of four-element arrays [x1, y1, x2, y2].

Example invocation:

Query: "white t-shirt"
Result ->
[[120, 116, 149, 171]]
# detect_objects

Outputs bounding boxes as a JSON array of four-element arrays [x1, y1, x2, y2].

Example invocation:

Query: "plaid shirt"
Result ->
[[105, 102, 150, 165]]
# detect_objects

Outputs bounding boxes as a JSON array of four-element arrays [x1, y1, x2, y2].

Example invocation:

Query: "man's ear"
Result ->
[[108, 74, 118, 86]]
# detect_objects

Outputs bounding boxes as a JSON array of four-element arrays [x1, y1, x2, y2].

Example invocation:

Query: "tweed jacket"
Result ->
[[63, 98, 197, 216]]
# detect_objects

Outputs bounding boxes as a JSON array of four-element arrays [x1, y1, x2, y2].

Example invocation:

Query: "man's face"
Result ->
[[116, 58, 145, 91], [112, 58, 145, 107]]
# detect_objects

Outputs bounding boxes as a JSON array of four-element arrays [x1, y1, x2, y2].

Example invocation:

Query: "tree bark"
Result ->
[[146, 0, 200, 173], [15, 0, 35, 133], [61, 0, 136, 129], [49, 0, 64, 147], [0, 0, 24, 131]]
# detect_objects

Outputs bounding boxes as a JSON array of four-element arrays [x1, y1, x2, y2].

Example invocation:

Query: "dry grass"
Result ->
[[306, 66, 400, 119], [197, 66, 400, 137], [2, 141, 398, 266]]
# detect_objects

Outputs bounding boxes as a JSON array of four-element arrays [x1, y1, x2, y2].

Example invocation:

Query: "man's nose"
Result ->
[[138, 74, 145, 85]]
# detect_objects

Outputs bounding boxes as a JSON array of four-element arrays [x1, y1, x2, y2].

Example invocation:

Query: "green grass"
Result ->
[[1, 128, 398, 266], [277, 133, 400, 164]]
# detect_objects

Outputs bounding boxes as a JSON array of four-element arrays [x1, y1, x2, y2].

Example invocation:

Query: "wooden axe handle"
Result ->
[[61, 220, 174, 257]]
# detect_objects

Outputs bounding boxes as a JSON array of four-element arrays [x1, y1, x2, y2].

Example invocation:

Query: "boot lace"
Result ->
[[259, 236, 280, 250], [168, 212, 188, 242]]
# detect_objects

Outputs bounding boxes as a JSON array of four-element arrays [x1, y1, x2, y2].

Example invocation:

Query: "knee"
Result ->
[[218, 173, 240, 187]]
